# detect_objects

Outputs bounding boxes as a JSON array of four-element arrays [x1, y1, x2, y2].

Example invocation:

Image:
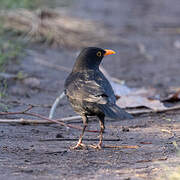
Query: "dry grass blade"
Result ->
[[0, 9, 114, 48]]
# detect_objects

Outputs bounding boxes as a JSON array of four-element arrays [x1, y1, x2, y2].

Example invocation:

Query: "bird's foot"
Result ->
[[89, 143, 102, 150], [70, 142, 87, 150]]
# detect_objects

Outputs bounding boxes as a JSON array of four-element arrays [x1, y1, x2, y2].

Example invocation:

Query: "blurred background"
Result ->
[[0, 1, 180, 179]]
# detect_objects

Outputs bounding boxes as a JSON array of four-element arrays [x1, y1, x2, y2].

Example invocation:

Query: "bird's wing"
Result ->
[[81, 80, 109, 104], [66, 79, 109, 105]]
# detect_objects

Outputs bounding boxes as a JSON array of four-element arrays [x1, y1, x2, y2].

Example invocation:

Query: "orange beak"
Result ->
[[104, 49, 116, 56]]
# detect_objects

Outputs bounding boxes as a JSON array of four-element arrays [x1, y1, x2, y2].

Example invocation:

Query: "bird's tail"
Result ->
[[97, 103, 133, 120]]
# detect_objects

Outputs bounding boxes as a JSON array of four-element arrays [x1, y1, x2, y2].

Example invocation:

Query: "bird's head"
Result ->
[[72, 47, 116, 71]]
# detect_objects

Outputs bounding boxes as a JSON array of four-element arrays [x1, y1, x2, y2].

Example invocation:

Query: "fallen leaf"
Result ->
[[101, 67, 166, 110], [162, 89, 180, 102], [100, 66, 132, 96], [117, 95, 167, 110]]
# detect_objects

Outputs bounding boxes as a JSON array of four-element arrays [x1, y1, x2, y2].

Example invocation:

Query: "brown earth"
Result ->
[[0, 0, 180, 179]]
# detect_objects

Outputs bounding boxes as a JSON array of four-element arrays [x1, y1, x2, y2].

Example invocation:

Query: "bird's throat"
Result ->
[[72, 56, 101, 72]]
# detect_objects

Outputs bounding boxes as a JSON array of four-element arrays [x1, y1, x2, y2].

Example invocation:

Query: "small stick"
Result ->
[[0, 116, 81, 124], [136, 157, 167, 163], [0, 118, 52, 124], [49, 92, 65, 119], [130, 104, 180, 115], [0, 106, 99, 133], [104, 145, 139, 149], [1, 104, 180, 125], [39, 138, 121, 142]]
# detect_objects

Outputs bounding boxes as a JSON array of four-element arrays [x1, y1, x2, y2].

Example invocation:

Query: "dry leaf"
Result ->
[[101, 67, 166, 111], [117, 95, 166, 110], [100, 66, 132, 96], [163, 89, 180, 102]]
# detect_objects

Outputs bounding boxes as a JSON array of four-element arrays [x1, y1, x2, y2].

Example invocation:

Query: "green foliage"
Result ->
[[0, 16, 23, 71], [0, 0, 73, 10], [0, 0, 41, 10], [0, 27, 23, 97], [0, 36, 23, 96], [0, 38, 22, 72], [0, 102, 9, 111], [0, 0, 74, 97], [0, 78, 7, 100]]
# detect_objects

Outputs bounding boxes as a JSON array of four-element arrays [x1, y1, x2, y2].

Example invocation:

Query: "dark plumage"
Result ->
[[64, 47, 133, 149]]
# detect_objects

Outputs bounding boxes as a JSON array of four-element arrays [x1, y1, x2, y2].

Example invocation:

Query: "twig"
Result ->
[[0, 116, 81, 124], [0, 106, 99, 133], [0, 105, 34, 115], [55, 104, 180, 122], [136, 157, 167, 163], [39, 138, 121, 142], [104, 145, 139, 149], [49, 92, 65, 119], [129, 104, 180, 115], [1, 104, 180, 125], [0, 118, 52, 124]]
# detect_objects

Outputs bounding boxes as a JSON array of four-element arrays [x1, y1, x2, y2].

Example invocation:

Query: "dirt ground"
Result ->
[[1, 0, 180, 179]]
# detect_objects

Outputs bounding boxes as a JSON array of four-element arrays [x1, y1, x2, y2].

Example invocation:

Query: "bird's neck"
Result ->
[[72, 57, 100, 72]]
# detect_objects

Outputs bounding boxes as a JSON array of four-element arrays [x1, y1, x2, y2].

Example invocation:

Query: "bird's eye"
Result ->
[[96, 51, 102, 57]]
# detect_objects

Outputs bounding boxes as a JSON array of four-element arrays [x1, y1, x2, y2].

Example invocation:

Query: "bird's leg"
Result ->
[[89, 114, 105, 150], [98, 120, 105, 148], [71, 115, 88, 150]]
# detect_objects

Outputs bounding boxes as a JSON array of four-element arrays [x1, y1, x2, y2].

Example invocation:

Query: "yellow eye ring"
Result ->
[[96, 51, 102, 57]]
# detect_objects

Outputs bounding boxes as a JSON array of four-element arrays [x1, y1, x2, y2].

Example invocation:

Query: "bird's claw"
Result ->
[[89, 144, 102, 150], [70, 143, 87, 150]]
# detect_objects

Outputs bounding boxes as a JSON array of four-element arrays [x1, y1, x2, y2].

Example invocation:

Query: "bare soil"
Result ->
[[1, 0, 180, 179]]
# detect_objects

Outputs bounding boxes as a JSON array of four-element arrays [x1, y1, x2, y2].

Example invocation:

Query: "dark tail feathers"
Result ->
[[97, 103, 133, 120]]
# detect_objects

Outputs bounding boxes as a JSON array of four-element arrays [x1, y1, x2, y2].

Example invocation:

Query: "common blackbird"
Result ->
[[64, 47, 133, 149]]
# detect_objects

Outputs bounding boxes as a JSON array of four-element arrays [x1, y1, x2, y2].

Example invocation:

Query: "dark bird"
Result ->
[[64, 47, 133, 149]]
